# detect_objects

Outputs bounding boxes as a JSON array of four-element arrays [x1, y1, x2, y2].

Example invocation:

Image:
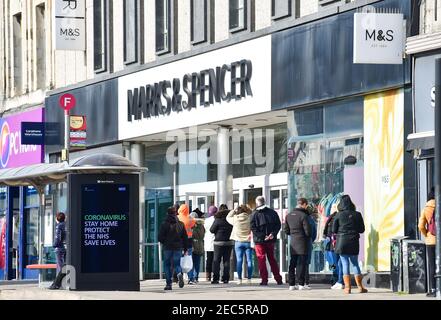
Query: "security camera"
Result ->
[[248, 184, 254, 189]]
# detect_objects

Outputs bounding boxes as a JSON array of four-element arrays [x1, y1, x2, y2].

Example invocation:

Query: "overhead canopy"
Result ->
[[407, 131, 435, 152], [0, 153, 146, 189]]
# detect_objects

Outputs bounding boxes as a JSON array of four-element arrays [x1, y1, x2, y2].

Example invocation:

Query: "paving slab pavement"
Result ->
[[0, 279, 433, 300]]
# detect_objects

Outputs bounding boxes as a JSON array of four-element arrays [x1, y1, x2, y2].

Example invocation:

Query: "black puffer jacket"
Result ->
[[53, 222, 66, 250], [332, 210, 365, 255], [158, 214, 189, 251], [251, 206, 281, 244], [210, 210, 233, 242], [284, 208, 311, 255]]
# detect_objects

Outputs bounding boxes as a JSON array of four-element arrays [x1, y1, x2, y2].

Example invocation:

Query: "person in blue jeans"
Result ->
[[158, 207, 189, 290], [332, 195, 367, 294], [227, 204, 253, 284]]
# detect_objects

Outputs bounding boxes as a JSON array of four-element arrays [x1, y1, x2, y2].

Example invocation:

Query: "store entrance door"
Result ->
[[184, 193, 215, 214], [244, 188, 263, 210]]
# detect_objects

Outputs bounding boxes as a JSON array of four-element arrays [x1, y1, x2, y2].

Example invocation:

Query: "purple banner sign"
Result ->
[[0, 108, 44, 169]]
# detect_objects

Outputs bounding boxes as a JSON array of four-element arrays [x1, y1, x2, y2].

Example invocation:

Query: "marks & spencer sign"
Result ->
[[353, 12, 404, 65], [118, 36, 271, 140], [54, 0, 86, 51], [127, 60, 252, 121]]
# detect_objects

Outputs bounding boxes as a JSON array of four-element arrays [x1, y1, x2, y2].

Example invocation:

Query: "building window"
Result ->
[[272, 0, 291, 20], [94, 0, 107, 72], [13, 13, 23, 95], [229, 0, 247, 33], [156, 0, 171, 54], [36, 4, 46, 90], [124, 0, 138, 65], [191, 0, 207, 45]]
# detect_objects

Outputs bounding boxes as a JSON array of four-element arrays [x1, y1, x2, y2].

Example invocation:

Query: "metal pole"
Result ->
[[435, 58, 441, 300], [158, 242, 163, 280], [64, 111, 69, 162]]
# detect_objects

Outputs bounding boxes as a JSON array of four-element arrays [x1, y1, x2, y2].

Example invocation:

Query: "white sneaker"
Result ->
[[331, 282, 344, 290], [289, 285, 298, 291], [303, 285, 312, 290], [298, 285, 306, 290], [237, 279, 243, 285]]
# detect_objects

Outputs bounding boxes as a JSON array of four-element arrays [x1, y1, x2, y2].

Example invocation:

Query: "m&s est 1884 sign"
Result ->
[[54, 0, 86, 51], [353, 12, 404, 65]]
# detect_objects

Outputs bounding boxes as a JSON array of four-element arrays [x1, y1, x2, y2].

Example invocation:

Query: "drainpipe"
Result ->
[[434, 58, 441, 300]]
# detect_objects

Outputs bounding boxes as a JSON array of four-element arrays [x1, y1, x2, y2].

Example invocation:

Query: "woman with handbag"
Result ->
[[332, 195, 367, 294]]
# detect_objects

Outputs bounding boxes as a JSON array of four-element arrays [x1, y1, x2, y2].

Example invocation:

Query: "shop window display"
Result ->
[[288, 99, 364, 274]]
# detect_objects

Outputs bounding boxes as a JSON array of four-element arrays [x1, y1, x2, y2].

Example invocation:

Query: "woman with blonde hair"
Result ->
[[227, 204, 254, 285]]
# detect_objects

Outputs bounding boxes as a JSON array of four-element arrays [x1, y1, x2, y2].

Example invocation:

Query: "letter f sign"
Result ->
[[59, 93, 76, 112]]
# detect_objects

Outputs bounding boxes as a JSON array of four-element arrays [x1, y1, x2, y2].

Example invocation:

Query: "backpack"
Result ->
[[192, 223, 205, 255], [428, 210, 436, 236]]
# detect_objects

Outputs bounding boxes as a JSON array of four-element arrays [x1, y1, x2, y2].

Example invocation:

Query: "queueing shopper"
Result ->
[[284, 199, 312, 290], [251, 196, 283, 286], [178, 204, 196, 284], [418, 187, 437, 297], [332, 195, 367, 294], [210, 204, 234, 284], [204, 206, 218, 282], [303, 199, 317, 289], [190, 208, 205, 283], [158, 207, 189, 290], [324, 202, 344, 289], [227, 204, 253, 285], [48, 212, 67, 290]]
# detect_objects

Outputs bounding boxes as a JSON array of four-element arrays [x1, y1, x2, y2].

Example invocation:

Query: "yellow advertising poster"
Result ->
[[364, 89, 404, 272]]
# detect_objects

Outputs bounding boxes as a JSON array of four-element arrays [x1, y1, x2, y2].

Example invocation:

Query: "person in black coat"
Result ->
[[210, 204, 234, 284], [48, 212, 67, 290], [250, 196, 283, 285], [332, 195, 367, 294], [284, 199, 311, 290], [158, 207, 189, 290]]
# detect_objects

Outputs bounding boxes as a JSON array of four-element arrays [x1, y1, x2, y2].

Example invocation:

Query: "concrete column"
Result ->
[[217, 127, 233, 209], [130, 143, 145, 280]]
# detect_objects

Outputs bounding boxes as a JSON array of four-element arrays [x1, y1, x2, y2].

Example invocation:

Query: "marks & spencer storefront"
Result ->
[[271, 0, 416, 274]]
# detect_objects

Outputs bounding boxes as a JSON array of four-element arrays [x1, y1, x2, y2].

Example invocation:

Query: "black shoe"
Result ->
[[259, 282, 268, 286], [48, 284, 60, 290], [164, 284, 172, 291], [277, 280, 284, 285], [178, 273, 184, 288], [426, 291, 436, 298], [211, 280, 219, 284], [222, 280, 229, 284]]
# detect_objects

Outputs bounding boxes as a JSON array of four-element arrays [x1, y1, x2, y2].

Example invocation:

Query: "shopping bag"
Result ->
[[180, 255, 193, 273]]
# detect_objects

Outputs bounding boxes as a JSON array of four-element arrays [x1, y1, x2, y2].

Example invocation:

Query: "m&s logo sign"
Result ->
[[365, 29, 394, 42]]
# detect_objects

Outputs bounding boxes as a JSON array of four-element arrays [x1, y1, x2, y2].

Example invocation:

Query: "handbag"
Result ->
[[180, 255, 193, 273]]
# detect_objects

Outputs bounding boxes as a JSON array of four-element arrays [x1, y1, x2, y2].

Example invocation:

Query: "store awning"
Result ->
[[406, 131, 435, 152], [0, 153, 146, 188]]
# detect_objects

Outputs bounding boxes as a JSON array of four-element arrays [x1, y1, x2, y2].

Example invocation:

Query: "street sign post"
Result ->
[[59, 93, 77, 162]]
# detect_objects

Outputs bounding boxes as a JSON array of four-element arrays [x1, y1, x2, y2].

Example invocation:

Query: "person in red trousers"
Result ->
[[250, 196, 283, 286]]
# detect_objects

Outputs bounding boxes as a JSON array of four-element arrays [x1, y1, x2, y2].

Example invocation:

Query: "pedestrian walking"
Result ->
[[158, 207, 189, 290], [48, 212, 67, 290], [284, 198, 311, 290], [250, 196, 283, 286], [418, 187, 437, 297], [204, 206, 217, 282], [210, 204, 234, 284], [227, 204, 253, 285], [332, 195, 367, 294], [178, 204, 196, 284], [190, 208, 205, 283]]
